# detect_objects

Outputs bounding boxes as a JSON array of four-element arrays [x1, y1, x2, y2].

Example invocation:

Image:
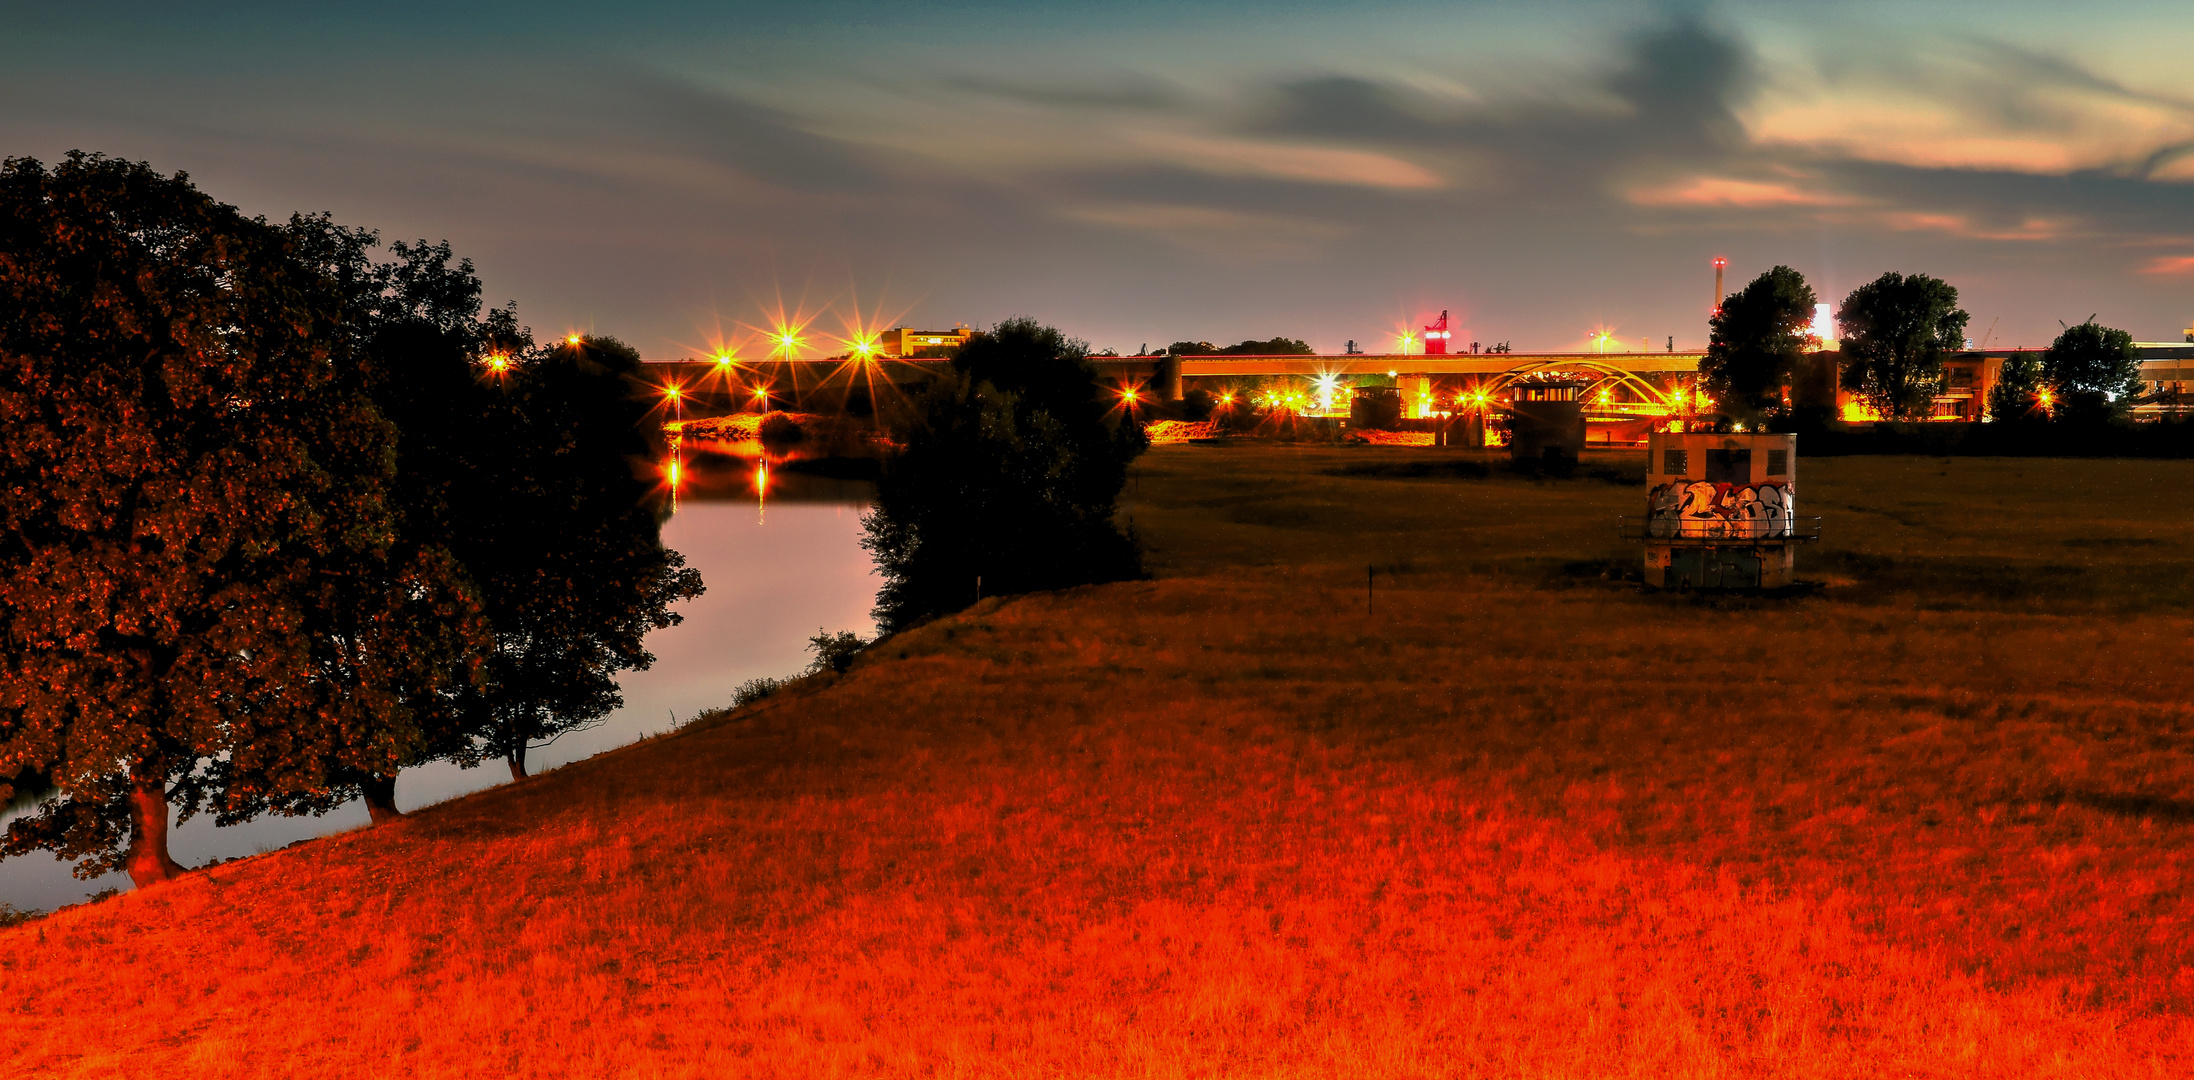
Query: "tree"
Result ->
[[1987, 352, 2045, 423], [1701, 265, 1818, 421], [864, 317, 1145, 633], [454, 335, 704, 780], [1166, 337, 1314, 356], [2041, 319, 2142, 423], [0, 153, 470, 886], [1219, 337, 1314, 356], [1837, 272, 1970, 420], [208, 237, 700, 825]]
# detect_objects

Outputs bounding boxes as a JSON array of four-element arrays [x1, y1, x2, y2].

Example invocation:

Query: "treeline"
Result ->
[[1703, 266, 2152, 427], [0, 153, 698, 888], [1163, 337, 1314, 356]]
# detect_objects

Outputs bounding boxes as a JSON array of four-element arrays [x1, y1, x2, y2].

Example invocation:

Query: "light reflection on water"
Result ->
[[0, 488, 879, 912]]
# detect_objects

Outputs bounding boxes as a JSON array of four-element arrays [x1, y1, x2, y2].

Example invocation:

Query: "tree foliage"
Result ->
[[453, 334, 704, 780], [1166, 337, 1314, 356], [1837, 272, 1970, 420], [1987, 352, 2045, 423], [2041, 320, 2142, 423], [0, 153, 474, 885], [864, 318, 1145, 634], [1702, 265, 1818, 421], [241, 231, 704, 797]]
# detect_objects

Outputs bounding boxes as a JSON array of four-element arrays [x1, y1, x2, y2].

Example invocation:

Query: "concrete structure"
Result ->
[[1508, 382, 1587, 465], [1640, 432, 1807, 589]]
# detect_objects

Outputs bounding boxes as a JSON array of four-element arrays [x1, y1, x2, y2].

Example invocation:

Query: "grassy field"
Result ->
[[5, 446, 2193, 1077]]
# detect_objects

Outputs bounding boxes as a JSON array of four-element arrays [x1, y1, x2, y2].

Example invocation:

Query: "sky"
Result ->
[[6, 0, 2193, 356]]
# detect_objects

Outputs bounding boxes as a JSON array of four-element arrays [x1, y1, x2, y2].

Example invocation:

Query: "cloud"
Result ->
[[1746, 38, 2194, 175], [940, 75, 1182, 113], [2137, 255, 2194, 276], [1124, 131, 1443, 190], [1627, 175, 1859, 209]]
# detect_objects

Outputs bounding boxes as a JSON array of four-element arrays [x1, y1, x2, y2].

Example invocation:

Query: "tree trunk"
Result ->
[[123, 770, 186, 888], [360, 773, 403, 825], [507, 748, 528, 781]]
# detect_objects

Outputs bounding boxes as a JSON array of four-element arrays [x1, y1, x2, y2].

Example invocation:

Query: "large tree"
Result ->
[[2041, 319, 2143, 423], [1837, 272, 1970, 420], [865, 317, 1145, 633], [225, 242, 703, 815], [0, 153, 472, 886], [1701, 265, 1818, 421]]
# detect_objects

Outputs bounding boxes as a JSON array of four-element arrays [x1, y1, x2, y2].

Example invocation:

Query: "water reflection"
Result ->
[[0, 480, 878, 912]]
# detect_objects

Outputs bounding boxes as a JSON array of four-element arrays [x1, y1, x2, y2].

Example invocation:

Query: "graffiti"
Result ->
[[1646, 480, 1796, 539]]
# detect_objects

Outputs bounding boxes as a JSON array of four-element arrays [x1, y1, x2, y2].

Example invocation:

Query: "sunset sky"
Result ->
[[8, 1, 2193, 355]]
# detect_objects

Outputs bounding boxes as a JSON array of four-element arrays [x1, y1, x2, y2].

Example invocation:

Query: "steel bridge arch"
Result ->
[[1479, 359, 1684, 410]]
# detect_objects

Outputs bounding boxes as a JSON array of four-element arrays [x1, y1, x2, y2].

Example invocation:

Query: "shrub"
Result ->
[[758, 412, 806, 444], [731, 678, 785, 708]]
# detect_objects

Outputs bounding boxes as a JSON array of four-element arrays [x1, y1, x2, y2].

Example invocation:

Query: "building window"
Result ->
[[1767, 449, 1787, 476], [1663, 448, 1687, 476]]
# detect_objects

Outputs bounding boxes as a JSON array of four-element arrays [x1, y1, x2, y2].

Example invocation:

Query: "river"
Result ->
[[0, 483, 879, 913]]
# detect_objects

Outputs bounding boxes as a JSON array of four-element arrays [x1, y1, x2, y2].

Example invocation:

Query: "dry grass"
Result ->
[[5, 446, 2193, 1077]]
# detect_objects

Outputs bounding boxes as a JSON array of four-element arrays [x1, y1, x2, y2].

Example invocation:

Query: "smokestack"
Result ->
[[1711, 257, 1726, 319]]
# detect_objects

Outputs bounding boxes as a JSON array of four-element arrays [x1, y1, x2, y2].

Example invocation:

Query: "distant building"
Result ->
[[883, 326, 972, 357]]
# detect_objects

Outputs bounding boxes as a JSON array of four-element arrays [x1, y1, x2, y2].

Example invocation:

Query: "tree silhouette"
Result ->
[[1837, 272, 1970, 421], [1987, 352, 2046, 423], [865, 318, 1145, 633], [2041, 320, 2142, 424], [1702, 265, 1817, 422]]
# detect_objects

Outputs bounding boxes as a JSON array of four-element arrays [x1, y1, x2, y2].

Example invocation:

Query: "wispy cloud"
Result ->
[[2137, 254, 2194, 276], [1627, 175, 1860, 209]]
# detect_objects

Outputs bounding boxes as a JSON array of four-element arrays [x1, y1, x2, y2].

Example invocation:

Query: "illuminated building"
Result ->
[[881, 326, 973, 358]]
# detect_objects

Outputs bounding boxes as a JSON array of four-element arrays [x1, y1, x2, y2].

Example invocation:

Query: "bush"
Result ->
[[731, 677, 784, 708], [806, 630, 867, 675], [758, 412, 806, 444]]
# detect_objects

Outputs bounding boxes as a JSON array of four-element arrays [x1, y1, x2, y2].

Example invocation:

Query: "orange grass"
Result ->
[[5, 448, 2193, 1076]]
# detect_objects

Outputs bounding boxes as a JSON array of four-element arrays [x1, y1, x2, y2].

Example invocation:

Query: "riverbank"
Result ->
[[5, 448, 2192, 1076]]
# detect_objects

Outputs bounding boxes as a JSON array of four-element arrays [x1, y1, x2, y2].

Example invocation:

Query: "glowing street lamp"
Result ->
[[565, 333, 583, 347], [484, 353, 510, 374]]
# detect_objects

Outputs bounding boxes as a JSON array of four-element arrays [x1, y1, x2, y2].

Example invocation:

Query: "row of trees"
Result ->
[[1701, 266, 2146, 424], [0, 153, 698, 887], [1163, 337, 1315, 356]]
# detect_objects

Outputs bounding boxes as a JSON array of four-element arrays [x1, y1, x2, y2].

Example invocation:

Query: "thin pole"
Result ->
[[1367, 564, 1373, 616]]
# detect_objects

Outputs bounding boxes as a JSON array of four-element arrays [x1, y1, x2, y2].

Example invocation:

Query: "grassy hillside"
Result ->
[[5, 446, 2192, 1077]]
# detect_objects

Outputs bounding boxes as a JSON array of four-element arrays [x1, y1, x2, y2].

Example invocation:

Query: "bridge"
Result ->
[[635, 344, 2194, 420]]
